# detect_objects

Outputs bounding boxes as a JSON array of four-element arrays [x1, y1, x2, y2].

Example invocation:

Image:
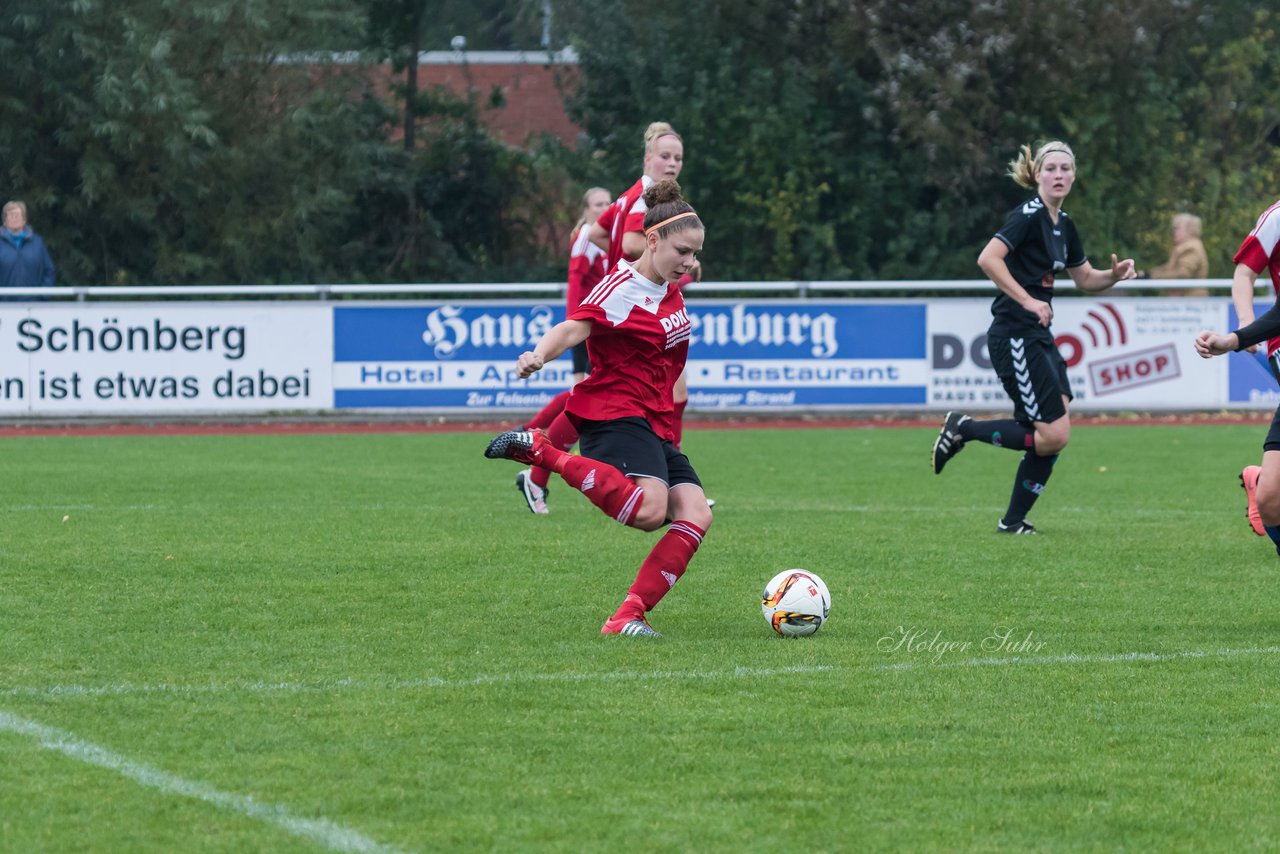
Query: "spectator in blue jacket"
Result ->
[[1, 201, 56, 291]]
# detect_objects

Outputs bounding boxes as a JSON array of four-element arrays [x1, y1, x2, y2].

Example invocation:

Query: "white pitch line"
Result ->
[[3, 647, 1279, 702], [0, 664, 835, 700], [0, 711, 408, 854], [827, 504, 1221, 518]]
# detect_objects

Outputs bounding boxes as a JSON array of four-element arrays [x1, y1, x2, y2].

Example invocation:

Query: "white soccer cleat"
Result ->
[[514, 469, 549, 515]]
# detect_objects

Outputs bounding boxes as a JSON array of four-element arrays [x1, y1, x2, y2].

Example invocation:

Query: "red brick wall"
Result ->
[[420, 62, 582, 148], [349, 53, 583, 149]]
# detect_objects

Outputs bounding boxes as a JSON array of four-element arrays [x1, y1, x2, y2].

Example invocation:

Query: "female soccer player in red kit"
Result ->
[[1211, 197, 1280, 554], [591, 122, 701, 449], [513, 186, 611, 514], [485, 179, 711, 638]]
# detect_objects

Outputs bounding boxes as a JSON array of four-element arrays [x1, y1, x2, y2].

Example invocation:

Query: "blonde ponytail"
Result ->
[[1008, 140, 1075, 189]]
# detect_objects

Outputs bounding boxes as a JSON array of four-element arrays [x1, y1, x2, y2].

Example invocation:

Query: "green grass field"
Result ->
[[1, 423, 1278, 852]]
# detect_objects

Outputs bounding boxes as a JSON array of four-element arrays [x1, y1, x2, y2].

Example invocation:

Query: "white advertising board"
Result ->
[[0, 297, 1260, 416], [0, 304, 333, 414], [927, 298, 1227, 410]]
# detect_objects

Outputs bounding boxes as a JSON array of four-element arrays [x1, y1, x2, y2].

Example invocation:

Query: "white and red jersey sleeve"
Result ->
[[605, 176, 652, 273], [566, 225, 606, 311], [1234, 200, 1280, 356], [1235, 200, 1280, 295], [566, 261, 691, 442]]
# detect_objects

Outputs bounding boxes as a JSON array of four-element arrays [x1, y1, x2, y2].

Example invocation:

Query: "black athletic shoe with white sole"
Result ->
[[932, 410, 972, 474], [996, 520, 1038, 535], [484, 429, 548, 465]]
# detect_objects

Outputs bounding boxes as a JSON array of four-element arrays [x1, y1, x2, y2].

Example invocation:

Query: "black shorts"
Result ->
[[571, 341, 591, 375], [577, 416, 701, 488], [987, 326, 1071, 424]]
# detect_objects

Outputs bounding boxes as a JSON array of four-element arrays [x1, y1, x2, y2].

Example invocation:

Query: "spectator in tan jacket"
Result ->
[[1138, 213, 1210, 295]]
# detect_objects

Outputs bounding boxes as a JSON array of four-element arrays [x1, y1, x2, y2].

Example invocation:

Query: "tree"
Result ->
[[554, 0, 1280, 280], [0, 0, 389, 284]]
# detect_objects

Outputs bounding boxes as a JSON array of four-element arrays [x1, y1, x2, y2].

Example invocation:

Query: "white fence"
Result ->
[[0, 278, 1237, 300], [0, 288, 1272, 417]]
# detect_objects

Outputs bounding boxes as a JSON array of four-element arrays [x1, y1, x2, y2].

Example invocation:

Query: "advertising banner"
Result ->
[[333, 303, 569, 409], [332, 301, 930, 411], [1228, 301, 1280, 407], [927, 298, 1226, 410], [0, 296, 1261, 416], [0, 304, 332, 414]]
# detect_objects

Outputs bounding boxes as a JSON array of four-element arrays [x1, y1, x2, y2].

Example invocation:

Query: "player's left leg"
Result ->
[[997, 390, 1070, 534], [602, 444, 711, 638]]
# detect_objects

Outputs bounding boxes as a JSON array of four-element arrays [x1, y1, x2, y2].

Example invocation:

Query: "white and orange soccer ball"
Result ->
[[761, 569, 830, 637]]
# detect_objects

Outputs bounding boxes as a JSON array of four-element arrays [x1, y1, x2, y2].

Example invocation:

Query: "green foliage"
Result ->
[[1, 0, 381, 283], [3, 0, 1279, 284], [0, 0, 564, 285], [557, 0, 1280, 280]]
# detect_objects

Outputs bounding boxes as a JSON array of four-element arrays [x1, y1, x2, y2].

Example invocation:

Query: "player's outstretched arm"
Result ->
[[516, 319, 592, 378], [1195, 331, 1238, 359], [1069, 253, 1136, 293], [1231, 263, 1262, 353]]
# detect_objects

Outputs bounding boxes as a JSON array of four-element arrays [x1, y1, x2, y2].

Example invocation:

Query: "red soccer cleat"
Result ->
[[601, 618, 663, 638], [1241, 465, 1266, 536], [600, 593, 661, 637]]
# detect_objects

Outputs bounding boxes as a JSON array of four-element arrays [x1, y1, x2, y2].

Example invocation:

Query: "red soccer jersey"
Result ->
[[566, 224, 607, 311], [596, 175, 652, 274], [1234, 199, 1280, 355], [566, 260, 691, 442]]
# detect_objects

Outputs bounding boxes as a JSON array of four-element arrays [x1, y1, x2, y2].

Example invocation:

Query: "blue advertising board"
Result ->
[[1228, 302, 1280, 406], [333, 300, 928, 410]]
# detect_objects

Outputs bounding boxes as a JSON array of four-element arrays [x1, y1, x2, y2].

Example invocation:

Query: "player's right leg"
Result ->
[[602, 443, 708, 638], [484, 427, 648, 527], [931, 410, 972, 474], [516, 412, 580, 515]]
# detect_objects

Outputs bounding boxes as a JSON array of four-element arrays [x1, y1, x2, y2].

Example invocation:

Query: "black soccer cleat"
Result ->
[[483, 429, 548, 465], [996, 520, 1038, 535], [932, 410, 972, 474]]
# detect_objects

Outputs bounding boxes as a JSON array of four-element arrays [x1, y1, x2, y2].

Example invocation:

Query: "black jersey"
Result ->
[[989, 195, 1086, 331]]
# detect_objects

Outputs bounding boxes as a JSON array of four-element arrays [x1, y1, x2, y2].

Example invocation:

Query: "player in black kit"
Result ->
[[932, 141, 1136, 534]]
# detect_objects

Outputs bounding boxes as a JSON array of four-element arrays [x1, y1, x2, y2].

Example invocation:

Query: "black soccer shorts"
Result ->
[[986, 326, 1071, 424], [576, 416, 701, 488]]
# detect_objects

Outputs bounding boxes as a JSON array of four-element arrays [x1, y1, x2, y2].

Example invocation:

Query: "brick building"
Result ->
[[351, 49, 584, 149]]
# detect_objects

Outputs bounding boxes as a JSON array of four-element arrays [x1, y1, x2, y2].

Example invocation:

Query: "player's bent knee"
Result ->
[[1258, 486, 1280, 526], [1041, 437, 1068, 456], [681, 504, 713, 532], [1035, 429, 1069, 456], [632, 504, 669, 532]]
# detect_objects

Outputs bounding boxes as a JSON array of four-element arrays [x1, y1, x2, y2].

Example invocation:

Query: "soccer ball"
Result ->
[[761, 569, 830, 637]]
